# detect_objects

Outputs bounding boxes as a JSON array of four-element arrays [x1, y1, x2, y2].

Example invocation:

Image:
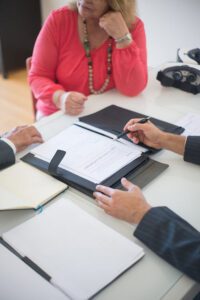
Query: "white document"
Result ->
[[32, 125, 142, 184], [75, 121, 147, 152], [3, 197, 144, 300], [0, 244, 68, 300], [177, 113, 200, 136], [0, 161, 67, 210]]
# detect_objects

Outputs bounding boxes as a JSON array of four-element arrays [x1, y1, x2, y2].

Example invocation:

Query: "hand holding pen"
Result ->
[[123, 117, 165, 149], [114, 116, 150, 141]]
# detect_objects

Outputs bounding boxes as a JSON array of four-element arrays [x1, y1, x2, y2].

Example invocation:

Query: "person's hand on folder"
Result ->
[[94, 178, 151, 224], [5, 126, 43, 152]]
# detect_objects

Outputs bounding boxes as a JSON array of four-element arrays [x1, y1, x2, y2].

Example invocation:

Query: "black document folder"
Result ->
[[21, 105, 178, 197], [22, 152, 168, 197], [80, 105, 185, 153]]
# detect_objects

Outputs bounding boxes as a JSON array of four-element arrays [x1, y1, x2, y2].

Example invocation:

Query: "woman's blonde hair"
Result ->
[[68, 0, 136, 28]]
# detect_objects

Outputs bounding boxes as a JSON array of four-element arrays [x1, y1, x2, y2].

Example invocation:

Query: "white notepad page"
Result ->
[[0, 162, 67, 210], [31, 125, 142, 184], [3, 197, 144, 300], [74, 121, 147, 152]]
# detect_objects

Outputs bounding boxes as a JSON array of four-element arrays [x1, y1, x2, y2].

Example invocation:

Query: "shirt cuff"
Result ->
[[1, 138, 17, 154]]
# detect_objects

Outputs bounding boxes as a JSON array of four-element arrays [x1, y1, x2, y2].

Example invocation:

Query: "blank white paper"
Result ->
[[32, 125, 142, 183], [0, 244, 68, 300], [3, 197, 144, 300], [75, 121, 147, 151], [177, 113, 200, 136]]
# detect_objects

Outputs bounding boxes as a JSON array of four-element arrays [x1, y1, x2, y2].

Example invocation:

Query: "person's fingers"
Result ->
[[121, 178, 136, 191], [137, 131, 145, 144], [65, 98, 85, 114], [93, 191, 111, 206], [68, 107, 84, 116], [32, 132, 44, 141], [124, 119, 134, 131], [96, 185, 115, 197], [27, 126, 42, 138], [71, 94, 87, 105], [29, 136, 44, 144], [16, 125, 28, 130], [127, 132, 140, 144], [70, 102, 85, 109], [12, 125, 28, 134], [132, 136, 140, 144], [124, 118, 141, 131], [127, 122, 147, 133], [97, 201, 111, 212], [129, 130, 144, 140], [97, 201, 113, 216], [70, 94, 86, 104]]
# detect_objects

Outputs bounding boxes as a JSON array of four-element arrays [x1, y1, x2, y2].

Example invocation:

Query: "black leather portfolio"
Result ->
[[22, 151, 168, 197], [22, 105, 183, 197], [79, 105, 185, 153]]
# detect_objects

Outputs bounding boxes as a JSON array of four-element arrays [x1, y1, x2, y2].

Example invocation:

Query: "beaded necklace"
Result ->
[[83, 19, 112, 95]]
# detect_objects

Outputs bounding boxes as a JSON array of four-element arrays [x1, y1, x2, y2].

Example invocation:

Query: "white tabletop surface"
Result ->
[[1, 68, 200, 300]]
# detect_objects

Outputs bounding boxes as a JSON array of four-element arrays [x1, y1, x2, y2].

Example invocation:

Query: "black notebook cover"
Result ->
[[80, 105, 185, 153]]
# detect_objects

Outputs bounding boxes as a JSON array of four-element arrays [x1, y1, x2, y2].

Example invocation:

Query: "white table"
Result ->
[[1, 69, 200, 300]]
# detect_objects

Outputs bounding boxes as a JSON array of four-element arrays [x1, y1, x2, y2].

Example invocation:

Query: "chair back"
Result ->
[[26, 57, 37, 118]]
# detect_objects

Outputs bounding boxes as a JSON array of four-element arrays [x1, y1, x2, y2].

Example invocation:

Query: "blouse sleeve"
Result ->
[[28, 11, 65, 108], [112, 18, 148, 96]]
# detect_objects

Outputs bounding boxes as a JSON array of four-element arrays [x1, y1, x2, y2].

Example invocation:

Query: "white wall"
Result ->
[[40, 0, 200, 66], [137, 0, 200, 66], [40, 0, 68, 20]]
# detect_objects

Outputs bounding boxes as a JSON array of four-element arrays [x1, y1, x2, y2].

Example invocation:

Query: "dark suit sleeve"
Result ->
[[184, 136, 200, 165], [0, 140, 15, 170], [134, 207, 200, 282]]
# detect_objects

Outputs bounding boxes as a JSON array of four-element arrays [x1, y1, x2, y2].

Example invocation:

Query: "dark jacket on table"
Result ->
[[0, 140, 15, 170], [134, 136, 200, 282]]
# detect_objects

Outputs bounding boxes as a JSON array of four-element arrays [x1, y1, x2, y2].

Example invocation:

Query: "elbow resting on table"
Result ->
[[118, 77, 148, 97]]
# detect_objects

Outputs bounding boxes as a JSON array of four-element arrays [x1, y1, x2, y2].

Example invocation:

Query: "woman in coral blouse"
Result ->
[[29, 0, 148, 118]]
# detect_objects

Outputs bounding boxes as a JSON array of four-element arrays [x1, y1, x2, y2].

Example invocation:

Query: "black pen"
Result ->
[[113, 116, 151, 141]]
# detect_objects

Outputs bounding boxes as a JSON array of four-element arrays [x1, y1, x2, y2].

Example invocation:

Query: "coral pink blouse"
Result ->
[[29, 6, 148, 116]]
